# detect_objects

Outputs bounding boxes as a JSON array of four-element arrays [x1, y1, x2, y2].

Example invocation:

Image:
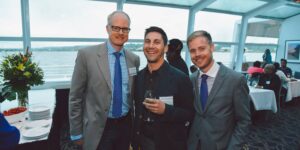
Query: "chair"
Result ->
[[294, 71, 300, 79]]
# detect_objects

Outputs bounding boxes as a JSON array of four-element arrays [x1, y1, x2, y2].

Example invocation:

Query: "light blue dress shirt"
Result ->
[[106, 40, 129, 118]]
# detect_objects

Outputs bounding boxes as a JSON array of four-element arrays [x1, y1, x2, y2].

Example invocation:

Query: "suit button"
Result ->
[[136, 131, 140, 135], [139, 115, 142, 119]]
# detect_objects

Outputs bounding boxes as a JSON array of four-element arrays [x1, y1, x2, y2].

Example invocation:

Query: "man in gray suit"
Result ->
[[69, 11, 140, 150], [187, 30, 251, 150]]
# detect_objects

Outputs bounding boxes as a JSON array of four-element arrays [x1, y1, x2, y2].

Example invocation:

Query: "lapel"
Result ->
[[191, 70, 203, 113], [96, 43, 112, 91], [203, 65, 227, 113]]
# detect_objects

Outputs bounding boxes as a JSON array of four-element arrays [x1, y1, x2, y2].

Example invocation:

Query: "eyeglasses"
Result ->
[[110, 25, 131, 33]]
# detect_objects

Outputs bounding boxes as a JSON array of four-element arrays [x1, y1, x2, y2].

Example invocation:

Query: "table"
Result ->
[[249, 87, 277, 113], [286, 79, 300, 102], [10, 115, 52, 144]]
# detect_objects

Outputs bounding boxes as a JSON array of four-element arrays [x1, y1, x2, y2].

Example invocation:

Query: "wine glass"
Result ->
[[144, 90, 155, 122]]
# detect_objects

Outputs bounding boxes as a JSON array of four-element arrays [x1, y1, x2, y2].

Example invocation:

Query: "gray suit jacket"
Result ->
[[188, 65, 251, 150], [69, 43, 140, 150]]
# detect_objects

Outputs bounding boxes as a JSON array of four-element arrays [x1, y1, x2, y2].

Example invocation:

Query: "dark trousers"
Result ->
[[97, 114, 132, 150], [140, 134, 155, 150]]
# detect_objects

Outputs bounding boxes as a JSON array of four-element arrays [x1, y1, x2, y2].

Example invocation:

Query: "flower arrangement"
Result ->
[[0, 48, 44, 106]]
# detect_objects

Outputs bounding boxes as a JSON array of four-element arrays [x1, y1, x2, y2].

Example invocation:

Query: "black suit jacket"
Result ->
[[133, 62, 194, 150]]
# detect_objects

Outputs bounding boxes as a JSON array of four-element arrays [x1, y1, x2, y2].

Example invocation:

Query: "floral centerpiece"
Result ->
[[0, 48, 44, 107]]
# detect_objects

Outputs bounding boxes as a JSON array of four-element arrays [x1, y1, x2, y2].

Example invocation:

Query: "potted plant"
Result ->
[[0, 47, 44, 107]]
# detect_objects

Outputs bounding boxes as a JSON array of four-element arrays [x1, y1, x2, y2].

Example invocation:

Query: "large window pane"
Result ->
[[195, 11, 241, 42], [124, 4, 189, 40], [29, 1, 116, 38], [244, 44, 277, 62], [0, 0, 22, 36], [31, 42, 101, 80]]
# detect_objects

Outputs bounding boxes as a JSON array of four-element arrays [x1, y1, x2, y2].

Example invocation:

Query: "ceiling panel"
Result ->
[[261, 5, 300, 18], [207, 0, 267, 13]]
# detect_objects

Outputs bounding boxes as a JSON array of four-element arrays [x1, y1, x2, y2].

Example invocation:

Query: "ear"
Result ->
[[106, 25, 110, 33], [210, 43, 215, 53], [164, 45, 168, 53]]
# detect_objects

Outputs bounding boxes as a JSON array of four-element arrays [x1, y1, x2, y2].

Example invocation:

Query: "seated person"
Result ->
[[247, 61, 264, 76], [280, 58, 292, 77], [274, 62, 288, 93], [258, 64, 281, 101], [0, 113, 20, 150]]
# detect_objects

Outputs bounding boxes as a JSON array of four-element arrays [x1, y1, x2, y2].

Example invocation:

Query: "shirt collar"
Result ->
[[199, 61, 220, 78], [146, 61, 168, 76], [106, 40, 125, 56]]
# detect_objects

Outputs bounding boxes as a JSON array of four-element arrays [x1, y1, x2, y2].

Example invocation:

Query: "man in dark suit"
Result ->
[[187, 30, 251, 150], [69, 11, 140, 150], [133, 26, 194, 150]]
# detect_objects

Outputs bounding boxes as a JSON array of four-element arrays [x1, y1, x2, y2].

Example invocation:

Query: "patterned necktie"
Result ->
[[112, 52, 122, 117], [200, 74, 208, 110]]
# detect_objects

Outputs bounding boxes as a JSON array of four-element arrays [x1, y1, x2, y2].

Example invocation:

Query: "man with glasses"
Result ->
[[69, 11, 140, 150]]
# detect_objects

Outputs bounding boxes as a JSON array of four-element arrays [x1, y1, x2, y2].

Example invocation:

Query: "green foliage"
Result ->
[[0, 48, 44, 103]]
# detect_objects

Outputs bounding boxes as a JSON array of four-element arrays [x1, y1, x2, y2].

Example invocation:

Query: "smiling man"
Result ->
[[132, 26, 194, 150], [187, 30, 251, 150], [69, 11, 140, 150]]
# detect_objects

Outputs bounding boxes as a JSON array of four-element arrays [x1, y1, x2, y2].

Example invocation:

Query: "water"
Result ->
[[0, 50, 275, 111]]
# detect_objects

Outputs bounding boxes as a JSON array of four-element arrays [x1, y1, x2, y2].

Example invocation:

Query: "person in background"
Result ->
[[166, 38, 189, 75], [280, 58, 293, 77], [0, 113, 20, 150], [187, 30, 251, 150], [258, 64, 281, 102], [247, 61, 264, 76], [133, 26, 194, 150], [262, 48, 272, 66], [274, 62, 288, 103], [190, 65, 198, 73], [69, 11, 140, 150]]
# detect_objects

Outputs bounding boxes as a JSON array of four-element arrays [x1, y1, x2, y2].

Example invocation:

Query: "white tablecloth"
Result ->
[[10, 113, 52, 144], [286, 80, 300, 102], [249, 87, 277, 113]]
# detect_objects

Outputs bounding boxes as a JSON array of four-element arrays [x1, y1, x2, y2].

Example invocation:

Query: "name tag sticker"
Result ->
[[159, 96, 173, 106], [266, 81, 271, 85], [129, 67, 137, 76]]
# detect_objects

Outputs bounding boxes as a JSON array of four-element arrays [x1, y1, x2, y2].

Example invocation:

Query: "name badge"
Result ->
[[159, 96, 173, 106], [129, 67, 137, 76]]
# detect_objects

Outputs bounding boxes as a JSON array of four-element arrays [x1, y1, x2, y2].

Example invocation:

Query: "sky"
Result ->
[[0, 0, 278, 48]]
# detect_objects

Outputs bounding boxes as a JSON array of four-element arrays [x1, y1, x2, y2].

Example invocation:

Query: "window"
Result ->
[[31, 42, 101, 80], [29, 1, 116, 38], [0, 0, 22, 36], [195, 11, 241, 42], [124, 4, 189, 40]]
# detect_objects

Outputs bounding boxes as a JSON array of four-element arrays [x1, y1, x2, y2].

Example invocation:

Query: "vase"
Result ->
[[17, 90, 28, 107]]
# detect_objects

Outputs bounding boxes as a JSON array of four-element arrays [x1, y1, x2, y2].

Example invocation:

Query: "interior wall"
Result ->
[[277, 14, 300, 73]]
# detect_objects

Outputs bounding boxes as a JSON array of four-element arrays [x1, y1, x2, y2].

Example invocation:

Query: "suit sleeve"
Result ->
[[228, 75, 251, 149], [159, 75, 195, 123], [69, 50, 87, 137]]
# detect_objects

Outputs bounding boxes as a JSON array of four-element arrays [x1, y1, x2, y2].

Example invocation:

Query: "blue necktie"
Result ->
[[112, 52, 122, 117], [200, 74, 208, 110]]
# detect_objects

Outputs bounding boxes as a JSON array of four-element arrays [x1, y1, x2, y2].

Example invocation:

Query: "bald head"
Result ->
[[107, 11, 131, 27]]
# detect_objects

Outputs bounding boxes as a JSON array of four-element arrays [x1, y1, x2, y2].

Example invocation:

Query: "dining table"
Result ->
[[249, 86, 277, 113]]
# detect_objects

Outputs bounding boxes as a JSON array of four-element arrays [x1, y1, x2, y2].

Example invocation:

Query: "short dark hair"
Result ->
[[187, 30, 212, 47], [281, 58, 287, 63], [144, 26, 168, 45], [253, 61, 261, 68], [168, 38, 183, 54], [273, 62, 280, 71]]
